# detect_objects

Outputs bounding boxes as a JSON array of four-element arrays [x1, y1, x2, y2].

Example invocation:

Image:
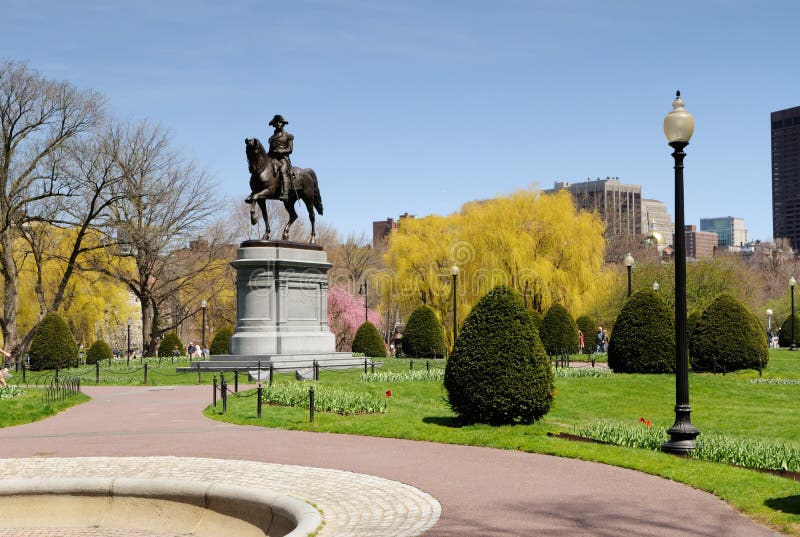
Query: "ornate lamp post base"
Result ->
[[661, 405, 700, 454]]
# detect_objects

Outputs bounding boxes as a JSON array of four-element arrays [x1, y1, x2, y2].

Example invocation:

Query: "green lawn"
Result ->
[[206, 350, 800, 535], [0, 388, 89, 427]]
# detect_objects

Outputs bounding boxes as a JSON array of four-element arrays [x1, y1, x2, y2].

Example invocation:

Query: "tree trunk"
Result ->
[[1, 231, 18, 368]]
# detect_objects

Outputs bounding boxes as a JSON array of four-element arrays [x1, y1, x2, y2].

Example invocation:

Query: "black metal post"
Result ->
[[452, 271, 458, 347], [364, 358, 368, 374], [213, 375, 217, 407], [627, 265, 632, 297], [789, 285, 797, 351], [662, 140, 700, 455], [143, 363, 148, 384], [196, 361, 201, 384], [221, 374, 227, 414], [313, 360, 319, 381], [309, 385, 315, 423], [257, 383, 263, 418], [95, 361, 100, 384], [360, 281, 368, 323], [269, 363, 274, 387], [201, 303, 207, 351], [127, 323, 131, 366], [234, 369, 239, 392]]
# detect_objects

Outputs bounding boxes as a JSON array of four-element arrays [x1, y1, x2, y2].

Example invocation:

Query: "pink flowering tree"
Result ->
[[328, 285, 382, 351]]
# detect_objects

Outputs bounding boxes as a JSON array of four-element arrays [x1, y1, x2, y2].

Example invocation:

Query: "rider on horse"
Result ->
[[268, 114, 294, 201]]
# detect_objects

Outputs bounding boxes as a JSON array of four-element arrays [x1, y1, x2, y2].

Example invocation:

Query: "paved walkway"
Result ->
[[0, 385, 786, 536]]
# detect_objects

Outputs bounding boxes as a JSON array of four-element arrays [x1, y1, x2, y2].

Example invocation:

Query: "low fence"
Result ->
[[42, 376, 82, 405]]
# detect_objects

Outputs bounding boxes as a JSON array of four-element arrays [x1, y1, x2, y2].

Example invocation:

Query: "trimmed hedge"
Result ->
[[608, 289, 675, 374], [779, 314, 800, 348], [539, 304, 579, 355], [689, 294, 768, 372], [575, 314, 597, 353], [86, 340, 112, 365], [444, 285, 554, 425], [352, 322, 386, 357], [528, 309, 543, 332], [28, 312, 79, 371], [402, 305, 446, 358], [158, 332, 184, 357], [210, 327, 234, 355]]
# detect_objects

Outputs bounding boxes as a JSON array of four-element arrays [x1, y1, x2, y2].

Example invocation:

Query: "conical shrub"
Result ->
[[28, 312, 79, 371], [403, 305, 446, 358], [158, 331, 184, 357], [608, 289, 674, 373], [210, 327, 234, 355], [539, 303, 580, 355], [352, 322, 386, 357], [689, 294, 767, 372], [86, 340, 112, 365], [444, 285, 554, 425], [779, 314, 800, 348]]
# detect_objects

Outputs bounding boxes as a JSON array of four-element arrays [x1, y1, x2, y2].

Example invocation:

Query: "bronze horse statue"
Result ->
[[244, 137, 323, 243]]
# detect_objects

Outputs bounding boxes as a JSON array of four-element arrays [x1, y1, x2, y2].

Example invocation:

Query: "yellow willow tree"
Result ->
[[15, 225, 136, 347], [381, 189, 606, 347]]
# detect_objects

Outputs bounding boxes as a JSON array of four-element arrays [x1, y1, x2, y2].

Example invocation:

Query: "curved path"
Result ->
[[0, 385, 784, 536]]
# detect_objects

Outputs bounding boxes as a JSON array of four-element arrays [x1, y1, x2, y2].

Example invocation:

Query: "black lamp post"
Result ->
[[201, 299, 207, 351], [451, 262, 459, 347], [624, 252, 634, 297], [126, 316, 132, 365], [791, 277, 797, 350], [662, 91, 700, 455], [359, 281, 368, 323]]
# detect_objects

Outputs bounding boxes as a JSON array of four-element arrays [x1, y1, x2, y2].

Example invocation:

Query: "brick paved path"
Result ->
[[0, 385, 786, 536]]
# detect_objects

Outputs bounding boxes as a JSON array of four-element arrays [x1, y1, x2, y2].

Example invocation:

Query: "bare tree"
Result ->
[[0, 61, 105, 363], [97, 120, 224, 354]]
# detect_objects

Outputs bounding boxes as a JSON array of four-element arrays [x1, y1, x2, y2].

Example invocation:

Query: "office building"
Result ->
[[548, 177, 642, 238], [372, 212, 414, 249], [700, 217, 747, 247], [772, 105, 800, 250], [683, 225, 718, 259]]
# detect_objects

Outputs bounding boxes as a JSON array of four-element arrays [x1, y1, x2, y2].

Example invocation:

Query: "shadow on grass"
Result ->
[[422, 416, 463, 428], [765, 495, 800, 514]]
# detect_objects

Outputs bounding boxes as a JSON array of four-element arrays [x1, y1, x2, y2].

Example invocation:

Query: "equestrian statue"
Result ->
[[245, 114, 323, 243]]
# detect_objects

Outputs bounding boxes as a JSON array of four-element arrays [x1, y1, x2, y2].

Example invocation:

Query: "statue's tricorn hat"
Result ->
[[269, 114, 288, 127]]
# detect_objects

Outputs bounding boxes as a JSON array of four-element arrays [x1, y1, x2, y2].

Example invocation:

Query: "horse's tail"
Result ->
[[310, 169, 323, 215]]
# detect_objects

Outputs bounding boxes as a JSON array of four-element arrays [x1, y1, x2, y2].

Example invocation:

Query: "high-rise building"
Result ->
[[772, 105, 800, 250], [682, 225, 717, 259], [700, 216, 747, 247], [548, 177, 642, 238]]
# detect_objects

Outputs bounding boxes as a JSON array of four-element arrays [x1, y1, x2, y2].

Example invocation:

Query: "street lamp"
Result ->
[[126, 316, 132, 366], [791, 277, 797, 350], [359, 281, 368, 323], [624, 252, 634, 297], [201, 299, 207, 352], [652, 281, 660, 292], [661, 90, 700, 455], [766, 308, 773, 331], [451, 262, 460, 348]]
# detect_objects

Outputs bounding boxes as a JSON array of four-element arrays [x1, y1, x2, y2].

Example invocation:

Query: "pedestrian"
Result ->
[[578, 330, 584, 354], [601, 329, 608, 353], [595, 327, 603, 353]]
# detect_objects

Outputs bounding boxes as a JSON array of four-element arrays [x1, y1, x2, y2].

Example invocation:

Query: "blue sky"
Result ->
[[2, 0, 797, 243]]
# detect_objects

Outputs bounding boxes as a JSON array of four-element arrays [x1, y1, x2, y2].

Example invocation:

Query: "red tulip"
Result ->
[[385, 390, 392, 397]]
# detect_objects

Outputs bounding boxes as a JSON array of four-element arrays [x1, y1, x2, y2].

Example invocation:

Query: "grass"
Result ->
[[205, 350, 800, 535], [0, 388, 89, 427]]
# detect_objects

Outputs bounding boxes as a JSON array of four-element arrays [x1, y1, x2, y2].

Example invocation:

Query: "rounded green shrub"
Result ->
[[209, 327, 234, 355], [444, 285, 554, 425], [85, 340, 112, 365], [575, 314, 597, 353], [608, 289, 674, 374], [689, 294, 768, 372], [539, 303, 579, 355], [402, 305, 446, 358], [687, 310, 702, 341], [158, 331, 184, 357], [352, 322, 386, 357], [28, 312, 79, 371], [779, 314, 800, 348]]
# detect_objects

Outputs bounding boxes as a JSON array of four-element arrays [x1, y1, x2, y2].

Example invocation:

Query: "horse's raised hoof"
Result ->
[[261, 232, 270, 240], [250, 213, 258, 225]]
